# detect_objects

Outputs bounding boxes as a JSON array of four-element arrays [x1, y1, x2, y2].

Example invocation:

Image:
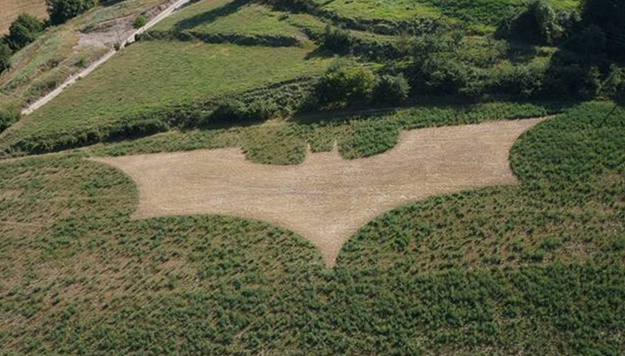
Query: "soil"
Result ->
[[92, 118, 546, 267]]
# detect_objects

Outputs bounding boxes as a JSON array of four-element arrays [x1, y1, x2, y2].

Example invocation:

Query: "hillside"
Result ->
[[0, 0, 47, 34], [0, 0, 624, 354]]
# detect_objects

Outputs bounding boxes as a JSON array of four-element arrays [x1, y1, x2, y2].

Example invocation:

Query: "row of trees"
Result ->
[[1, 0, 98, 75]]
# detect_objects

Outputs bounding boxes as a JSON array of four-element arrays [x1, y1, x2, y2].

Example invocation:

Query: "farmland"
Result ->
[[0, 0, 624, 354]]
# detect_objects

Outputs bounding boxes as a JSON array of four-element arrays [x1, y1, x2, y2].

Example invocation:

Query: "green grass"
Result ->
[[155, 0, 308, 38], [8, 41, 330, 143], [0, 101, 623, 354], [87, 101, 570, 163], [313, 0, 580, 32]]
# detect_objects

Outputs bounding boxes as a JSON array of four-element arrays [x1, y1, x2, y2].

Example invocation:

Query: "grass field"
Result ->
[[154, 0, 320, 38], [6, 41, 330, 143], [0, 101, 623, 354]]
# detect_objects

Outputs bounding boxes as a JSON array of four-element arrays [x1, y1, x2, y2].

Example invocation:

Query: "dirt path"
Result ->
[[92, 118, 546, 268]]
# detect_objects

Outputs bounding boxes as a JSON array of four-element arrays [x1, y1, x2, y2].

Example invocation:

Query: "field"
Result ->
[[1, 0, 624, 354], [0, 102, 623, 354], [0, 0, 47, 35], [4, 41, 330, 144]]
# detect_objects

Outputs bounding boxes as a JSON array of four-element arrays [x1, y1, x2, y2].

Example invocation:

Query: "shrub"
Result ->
[[496, 0, 561, 45], [207, 99, 279, 125], [319, 25, 354, 55], [0, 105, 21, 133], [4, 13, 45, 51], [373, 74, 410, 105], [133, 15, 147, 29], [316, 61, 376, 105], [46, 0, 98, 25], [581, 0, 625, 61], [0, 42, 11, 74], [565, 24, 607, 56], [499, 64, 546, 98]]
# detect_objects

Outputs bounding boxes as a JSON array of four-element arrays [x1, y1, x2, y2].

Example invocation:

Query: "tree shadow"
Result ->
[[173, 0, 252, 32]]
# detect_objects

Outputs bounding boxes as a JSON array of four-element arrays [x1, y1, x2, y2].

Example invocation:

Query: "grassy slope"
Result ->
[[0, 101, 623, 355], [155, 0, 318, 38], [0, 0, 167, 112], [314, 0, 579, 32], [8, 41, 329, 140]]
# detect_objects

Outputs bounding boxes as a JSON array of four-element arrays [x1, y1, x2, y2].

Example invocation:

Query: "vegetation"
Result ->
[[132, 14, 147, 29], [4, 13, 46, 51], [581, 0, 625, 60], [2, 42, 330, 154], [46, 0, 99, 25], [1, 0, 625, 354], [0, 42, 11, 74], [0, 102, 623, 355]]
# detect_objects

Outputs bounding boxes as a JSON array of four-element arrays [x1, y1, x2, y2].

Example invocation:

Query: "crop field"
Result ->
[[0, 102, 623, 354], [1, 0, 624, 354]]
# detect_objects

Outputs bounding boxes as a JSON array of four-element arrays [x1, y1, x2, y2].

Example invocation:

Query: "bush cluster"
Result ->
[[496, 0, 562, 45], [0, 13, 46, 74], [206, 99, 279, 125], [46, 0, 98, 25]]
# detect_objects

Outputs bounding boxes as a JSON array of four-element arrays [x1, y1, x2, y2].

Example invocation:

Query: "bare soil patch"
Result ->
[[92, 118, 545, 267]]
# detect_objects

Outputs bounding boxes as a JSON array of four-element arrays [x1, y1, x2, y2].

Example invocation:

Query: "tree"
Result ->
[[496, 0, 561, 45], [46, 0, 98, 25], [373, 75, 410, 105], [581, 0, 625, 60], [0, 42, 11, 74], [4, 13, 45, 51], [316, 61, 376, 105]]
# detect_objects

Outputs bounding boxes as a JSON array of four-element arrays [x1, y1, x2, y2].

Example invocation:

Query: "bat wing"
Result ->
[[91, 117, 546, 268]]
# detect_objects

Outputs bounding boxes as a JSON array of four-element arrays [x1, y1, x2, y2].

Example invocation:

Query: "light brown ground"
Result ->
[[0, 0, 47, 35], [92, 118, 545, 267]]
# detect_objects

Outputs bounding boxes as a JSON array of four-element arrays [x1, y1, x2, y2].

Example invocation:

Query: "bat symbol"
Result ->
[[92, 118, 545, 268]]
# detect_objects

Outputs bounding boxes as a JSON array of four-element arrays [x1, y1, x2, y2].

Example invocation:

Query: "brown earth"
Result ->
[[92, 118, 546, 267], [0, 0, 48, 35]]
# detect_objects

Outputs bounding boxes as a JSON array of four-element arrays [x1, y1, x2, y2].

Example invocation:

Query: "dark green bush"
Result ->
[[132, 15, 147, 29], [496, 0, 561, 45], [0, 42, 11, 74], [316, 61, 376, 106], [319, 25, 354, 55], [372, 74, 410, 105], [46, 0, 98, 25], [581, 0, 625, 61], [565, 24, 607, 56], [0, 105, 21, 133], [207, 99, 279, 125], [4, 13, 45, 51]]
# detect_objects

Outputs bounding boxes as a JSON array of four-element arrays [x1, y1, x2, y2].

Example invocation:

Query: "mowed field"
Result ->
[[0, 0, 624, 354], [0, 102, 623, 354], [0, 0, 47, 34]]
